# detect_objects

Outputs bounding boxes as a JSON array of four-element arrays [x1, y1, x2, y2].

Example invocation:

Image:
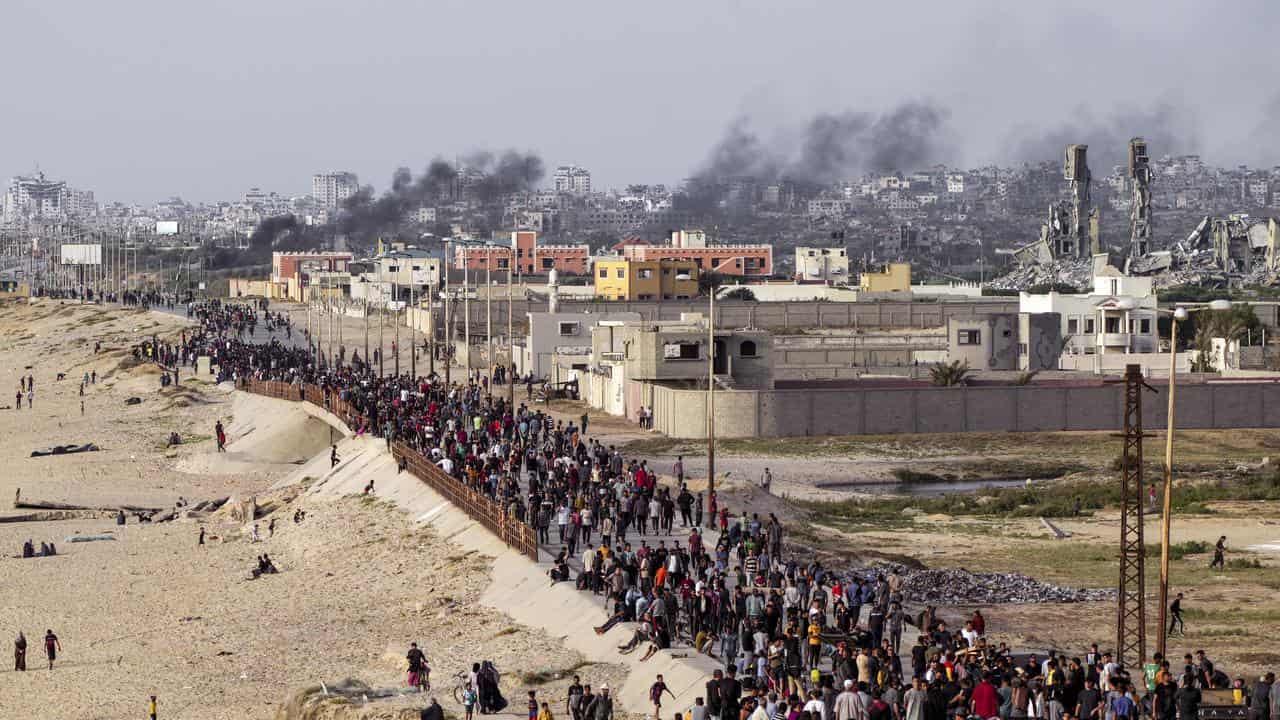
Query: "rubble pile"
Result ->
[[885, 565, 1114, 605], [986, 258, 1093, 292]]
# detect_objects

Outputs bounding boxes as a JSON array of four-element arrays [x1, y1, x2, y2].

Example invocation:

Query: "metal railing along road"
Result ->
[[241, 378, 539, 561]]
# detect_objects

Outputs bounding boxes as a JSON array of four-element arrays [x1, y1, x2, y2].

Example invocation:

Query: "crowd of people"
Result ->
[[155, 298, 1274, 720]]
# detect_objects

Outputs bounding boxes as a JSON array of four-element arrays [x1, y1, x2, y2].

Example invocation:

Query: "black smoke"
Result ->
[[245, 214, 330, 262], [693, 101, 953, 186], [337, 151, 542, 241], [1007, 103, 1202, 169], [462, 150, 545, 203]]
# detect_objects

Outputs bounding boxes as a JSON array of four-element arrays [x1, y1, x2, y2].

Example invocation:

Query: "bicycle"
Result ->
[[451, 670, 471, 704]]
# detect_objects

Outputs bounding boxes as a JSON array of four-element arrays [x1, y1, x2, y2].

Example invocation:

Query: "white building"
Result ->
[[794, 247, 849, 283], [946, 174, 965, 193], [349, 249, 442, 307], [806, 199, 852, 217], [3, 172, 70, 223], [553, 165, 592, 195], [311, 171, 360, 210], [1019, 269, 1158, 358]]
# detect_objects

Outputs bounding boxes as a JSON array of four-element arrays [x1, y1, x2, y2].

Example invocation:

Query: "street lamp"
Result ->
[[1154, 297, 1231, 656]]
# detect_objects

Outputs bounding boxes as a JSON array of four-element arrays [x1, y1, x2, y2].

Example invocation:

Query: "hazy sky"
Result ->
[[3, 0, 1277, 204]]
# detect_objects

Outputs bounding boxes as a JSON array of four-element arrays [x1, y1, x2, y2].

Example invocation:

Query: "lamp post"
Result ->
[[1155, 298, 1231, 656], [486, 244, 494, 391], [708, 280, 716, 496], [442, 238, 452, 388], [508, 254, 515, 407]]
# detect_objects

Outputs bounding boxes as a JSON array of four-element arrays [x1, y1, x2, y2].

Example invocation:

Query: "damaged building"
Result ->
[[1013, 144, 1100, 266]]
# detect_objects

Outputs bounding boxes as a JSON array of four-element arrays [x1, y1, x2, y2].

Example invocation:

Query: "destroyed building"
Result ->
[[1012, 144, 1100, 266]]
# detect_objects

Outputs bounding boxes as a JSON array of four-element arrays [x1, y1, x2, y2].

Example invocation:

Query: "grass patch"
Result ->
[[804, 469, 1280, 523], [1227, 557, 1264, 570], [1146, 540, 1212, 561], [1195, 627, 1249, 637]]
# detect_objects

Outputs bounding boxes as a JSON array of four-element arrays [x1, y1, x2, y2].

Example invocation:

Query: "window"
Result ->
[[1067, 317, 1079, 334], [388, 265, 400, 273], [740, 340, 758, 357], [957, 329, 981, 345], [638, 269, 653, 279], [616, 268, 624, 278], [1139, 318, 1151, 334], [498, 259, 509, 269], [558, 321, 579, 336], [637, 294, 654, 300], [663, 342, 700, 360], [542, 258, 554, 269], [1018, 343, 1028, 355], [662, 268, 671, 275], [1085, 318, 1096, 334], [599, 268, 608, 278], [1105, 317, 1121, 333]]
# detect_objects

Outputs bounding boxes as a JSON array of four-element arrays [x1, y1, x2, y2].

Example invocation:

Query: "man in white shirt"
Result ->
[[834, 679, 867, 720]]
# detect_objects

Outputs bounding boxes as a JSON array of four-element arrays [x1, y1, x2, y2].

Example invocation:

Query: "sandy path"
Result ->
[[0, 300, 630, 719]]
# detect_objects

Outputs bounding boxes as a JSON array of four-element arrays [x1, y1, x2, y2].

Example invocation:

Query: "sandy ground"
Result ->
[[0, 299, 629, 719]]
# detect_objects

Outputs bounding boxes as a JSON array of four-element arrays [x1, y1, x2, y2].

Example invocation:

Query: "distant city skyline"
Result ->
[[2, 1, 1278, 205]]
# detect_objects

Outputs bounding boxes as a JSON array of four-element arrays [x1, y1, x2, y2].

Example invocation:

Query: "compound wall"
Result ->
[[650, 380, 1280, 438]]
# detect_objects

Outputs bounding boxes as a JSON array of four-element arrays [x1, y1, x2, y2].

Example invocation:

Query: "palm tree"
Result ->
[[929, 360, 972, 387]]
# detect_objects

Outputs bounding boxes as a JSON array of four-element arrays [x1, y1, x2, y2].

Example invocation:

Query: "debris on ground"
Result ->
[[881, 565, 1114, 604], [30, 443, 100, 458]]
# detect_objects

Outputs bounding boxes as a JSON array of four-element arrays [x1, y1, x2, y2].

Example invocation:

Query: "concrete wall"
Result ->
[[648, 380, 1280, 438], [392, 298, 1020, 334]]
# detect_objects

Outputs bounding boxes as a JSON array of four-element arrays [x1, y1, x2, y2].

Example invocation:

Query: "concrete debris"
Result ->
[[880, 565, 1113, 604], [987, 257, 1094, 292]]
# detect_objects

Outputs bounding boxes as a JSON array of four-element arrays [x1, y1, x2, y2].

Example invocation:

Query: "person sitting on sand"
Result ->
[[22, 539, 33, 558]]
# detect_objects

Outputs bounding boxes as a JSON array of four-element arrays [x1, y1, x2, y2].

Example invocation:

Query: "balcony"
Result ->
[[1097, 332, 1131, 348]]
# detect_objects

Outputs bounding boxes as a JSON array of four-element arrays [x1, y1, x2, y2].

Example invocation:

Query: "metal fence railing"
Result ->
[[242, 378, 539, 561]]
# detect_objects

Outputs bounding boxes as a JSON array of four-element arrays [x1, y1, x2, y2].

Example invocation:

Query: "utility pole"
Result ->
[[394, 277, 400, 378], [428, 279, 436, 376], [377, 260, 385, 376], [508, 258, 515, 407], [1117, 363, 1149, 669], [486, 245, 493, 390], [443, 239, 452, 388], [410, 281, 417, 380], [707, 285, 716, 496], [464, 258, 471, 382]]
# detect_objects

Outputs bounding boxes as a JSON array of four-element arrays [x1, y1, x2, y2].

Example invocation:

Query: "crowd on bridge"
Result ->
[[149, 299, 1274, 720]]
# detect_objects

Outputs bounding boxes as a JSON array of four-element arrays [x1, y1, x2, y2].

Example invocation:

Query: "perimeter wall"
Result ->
[[649, 380, 1280, 438]]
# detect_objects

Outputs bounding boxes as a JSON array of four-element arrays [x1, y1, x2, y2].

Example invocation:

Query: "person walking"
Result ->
[[1211, 536, 1227, 570], [43, 629, 60, 670], [149, 695, 158, 720], [14, 631, 26, 671], [215, 421, 227, 452], [1168, 593, 1185, 636]]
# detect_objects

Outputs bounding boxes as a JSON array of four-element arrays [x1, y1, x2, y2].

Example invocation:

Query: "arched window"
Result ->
[[740, 340, 758, 358]]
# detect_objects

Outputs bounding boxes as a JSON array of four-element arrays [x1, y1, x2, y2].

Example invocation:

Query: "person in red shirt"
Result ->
[[971, 672, 1000, 720]]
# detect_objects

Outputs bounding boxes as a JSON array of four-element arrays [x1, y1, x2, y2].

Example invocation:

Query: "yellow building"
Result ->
[[594, 258, 700, 301], [858, 262, 911, 293]]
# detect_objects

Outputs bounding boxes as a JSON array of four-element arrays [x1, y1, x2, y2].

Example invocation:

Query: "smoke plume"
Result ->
[[337, 150, 542, 240], [1007, 103, 1202, 169], [693, 100, 953, 186]]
